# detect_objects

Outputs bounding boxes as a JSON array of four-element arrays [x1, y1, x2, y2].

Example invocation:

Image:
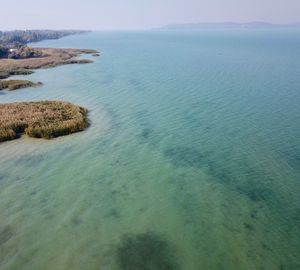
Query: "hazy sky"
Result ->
[[1, 0, 300, 30]]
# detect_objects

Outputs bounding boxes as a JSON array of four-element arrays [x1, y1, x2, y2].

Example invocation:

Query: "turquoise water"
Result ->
[[0, 30, 300, 269]]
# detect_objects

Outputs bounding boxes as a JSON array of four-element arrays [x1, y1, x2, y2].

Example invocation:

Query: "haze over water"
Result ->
[[0, 30, 300, 269]]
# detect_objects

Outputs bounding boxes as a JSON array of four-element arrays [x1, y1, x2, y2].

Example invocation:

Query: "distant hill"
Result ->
[[160, 22, 300, 30]]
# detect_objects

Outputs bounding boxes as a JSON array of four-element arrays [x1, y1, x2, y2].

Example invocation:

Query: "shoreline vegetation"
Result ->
[[0, 80, 42, 91], [0, 30, 97, 142], [0, 30, 100, 88], [0, 47, 99, 86], [0, 101, 89, 142], [0, 30, 87, 46]]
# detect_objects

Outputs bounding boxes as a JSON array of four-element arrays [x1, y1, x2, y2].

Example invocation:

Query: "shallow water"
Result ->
[[0, 30, 300, 270]]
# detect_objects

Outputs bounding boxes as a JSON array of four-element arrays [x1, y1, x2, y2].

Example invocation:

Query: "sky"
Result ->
[[1, 0, 300, 30]]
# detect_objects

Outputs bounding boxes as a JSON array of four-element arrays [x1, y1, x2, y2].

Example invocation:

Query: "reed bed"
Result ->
[[0, 101, 89, 142], [0, 48, 98, 80], [0, 80, 42, 90]]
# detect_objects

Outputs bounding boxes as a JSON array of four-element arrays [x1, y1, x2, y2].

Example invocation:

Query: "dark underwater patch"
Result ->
[[164, 146, 206, 169], [284, 151, 300, 171], [101, 74, 114, 85], [207, 164, 234, 184], [243, 222, 254, 231], [206, 159, 280, 206], [105, 208, 120, 219], [30, 190, 37, 196], [250, 210, 258, 219], [116, 232, 177, 270], [236, 182, 272, 203], [71, 216, 82, 226], [0, 225, 14, 245], [0, 174, 5, 182], [139, 128, 153, 140], [15, 153, 46, 167], [164, 145, 281, 211], [129, 78, 142, 89]]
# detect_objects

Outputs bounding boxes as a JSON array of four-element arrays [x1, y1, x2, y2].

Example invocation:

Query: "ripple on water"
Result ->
[[281, 149, 300, 171], [138, 127, 153, 141], [101, 74, 114, 85], [129, 78, 145, 91], [164, 146, 207, 169], [163, 145, 282, 212], [14, 153, 47, 167]]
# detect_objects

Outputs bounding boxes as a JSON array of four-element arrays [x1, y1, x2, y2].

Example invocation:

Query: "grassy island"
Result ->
[[0, 101, 89, 142], [0, 80, 42, 91]]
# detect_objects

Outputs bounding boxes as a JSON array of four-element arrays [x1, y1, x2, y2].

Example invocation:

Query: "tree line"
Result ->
[[0, 30, 87, 59], [0, 30, 86, 46]]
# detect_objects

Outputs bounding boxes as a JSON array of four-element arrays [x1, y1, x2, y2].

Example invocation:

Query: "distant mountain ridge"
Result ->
[[160, 22, 300, 30]]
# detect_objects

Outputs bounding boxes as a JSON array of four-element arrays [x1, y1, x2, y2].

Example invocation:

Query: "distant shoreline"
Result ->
[[159, 22, 300, 30], [0, 30, 89, 47]]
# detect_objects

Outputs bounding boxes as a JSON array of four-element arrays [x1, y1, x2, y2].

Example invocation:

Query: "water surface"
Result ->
[[0, 30, 300, 270]]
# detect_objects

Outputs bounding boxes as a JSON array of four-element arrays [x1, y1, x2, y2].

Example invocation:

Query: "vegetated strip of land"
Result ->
[[0, 30, 99, 90], [0, 30, 87, 45], [0, 80, 42, 91], [0, 47, 99, 89], [0, 47, 99, 90], [0, 101, 89, 142]]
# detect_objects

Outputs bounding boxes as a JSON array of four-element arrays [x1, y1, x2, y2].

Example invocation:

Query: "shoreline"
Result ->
[[0, 33, 99, 142], [0, 47, 100, 87]]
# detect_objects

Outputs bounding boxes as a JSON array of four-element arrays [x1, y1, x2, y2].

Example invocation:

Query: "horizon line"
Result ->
[[1, 21, 300, 32]]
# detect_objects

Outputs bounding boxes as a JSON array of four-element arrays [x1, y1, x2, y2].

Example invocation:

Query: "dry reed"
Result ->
[[0, 101, 89, 142]]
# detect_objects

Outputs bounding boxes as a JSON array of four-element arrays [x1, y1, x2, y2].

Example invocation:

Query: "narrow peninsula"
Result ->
[[0, 80, 42, 91]]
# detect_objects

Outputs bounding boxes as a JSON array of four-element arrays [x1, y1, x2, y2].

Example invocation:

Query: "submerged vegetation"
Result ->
[[0, 225, 13, 245], [116, 232, 177, 270], [164, 146, 206, 168], [0, 101, 89, 142], [0, 80, 42, 91]]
